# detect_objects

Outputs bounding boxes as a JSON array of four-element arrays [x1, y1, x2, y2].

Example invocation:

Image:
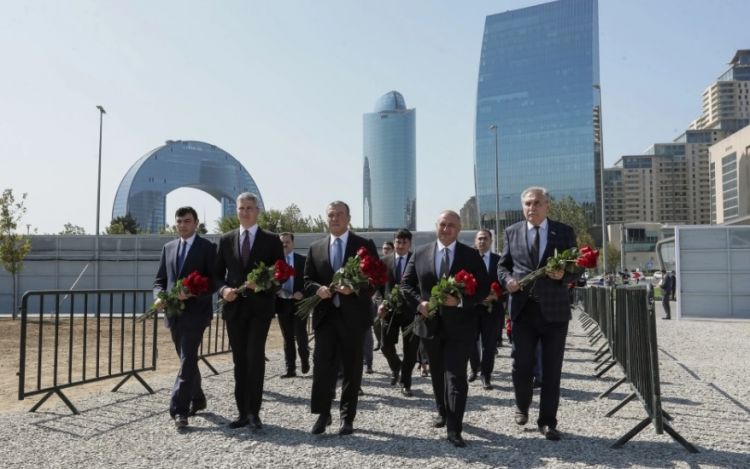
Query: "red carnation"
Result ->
[[454, 270, 477, 296], [356, 246, 370, 259], [491, 281, 503, 297]]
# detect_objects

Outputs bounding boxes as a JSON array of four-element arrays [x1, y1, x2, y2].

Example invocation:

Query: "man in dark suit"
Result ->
[[469, 229, 504, 390], [402, 210, 489, 448], [304, 201, 378, 436], [153, 206, 216, 429], [276, 232, 310, 377], [215, 192, 284, 430], [497, 186, 579, 441], [377, 228, 418, 397]]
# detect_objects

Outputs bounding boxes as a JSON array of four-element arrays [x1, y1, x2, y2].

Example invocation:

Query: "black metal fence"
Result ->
[[18, 289, 231, 414], [575, 285, 698, 453]]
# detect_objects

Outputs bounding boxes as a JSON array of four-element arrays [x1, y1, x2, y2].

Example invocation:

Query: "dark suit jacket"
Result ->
[[497, 219, 578, 322], [477, 251, 503, 316], [401, 241, 489, 341], [379, 252, 414, 327], [215, 226, 285, 321], [303, 232, 378, 331], [153, 234, 217, 328]]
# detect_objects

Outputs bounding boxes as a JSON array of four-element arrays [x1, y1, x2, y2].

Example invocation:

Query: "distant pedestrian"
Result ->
[[659, 270, 674, 320]]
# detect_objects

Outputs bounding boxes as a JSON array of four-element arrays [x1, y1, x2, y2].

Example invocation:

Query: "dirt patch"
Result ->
[[0, 317, 284, 413]]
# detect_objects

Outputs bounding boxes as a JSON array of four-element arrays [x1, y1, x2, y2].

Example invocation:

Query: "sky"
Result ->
[[1, 0, 748, 235]]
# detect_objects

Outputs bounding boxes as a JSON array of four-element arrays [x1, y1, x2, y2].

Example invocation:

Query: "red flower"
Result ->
[[360, 254, 388, 286], [490, 281, 503, 297], [273, 259, 295, 283], [356, 246, 370, 259], [575, 246, 599, 269], [454, 270, 477, 296], [182, 270, 209, 295]]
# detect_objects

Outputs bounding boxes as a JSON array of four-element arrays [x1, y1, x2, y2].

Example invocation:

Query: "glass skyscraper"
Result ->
[[363, 91, 416, 230], [474, 0, 600, 232]]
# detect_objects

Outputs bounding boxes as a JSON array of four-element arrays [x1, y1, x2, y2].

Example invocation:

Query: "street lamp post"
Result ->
[[489, 124, 500, 252], [593, 85, 608, 273], [95, 105, 106, 236]]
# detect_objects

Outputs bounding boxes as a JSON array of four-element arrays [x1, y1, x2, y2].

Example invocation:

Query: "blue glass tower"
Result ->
[[363, 91, 416, 230], [112, 140, 264, 233], [474, 0, 600, 231]]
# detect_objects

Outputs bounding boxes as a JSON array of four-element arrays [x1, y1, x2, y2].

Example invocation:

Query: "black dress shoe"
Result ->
[[338, 420, 354, 436], [189, 400, 207, 416], [373, 344, 381, 351], [174, 415, 188, 429], [447, 432, 466, 448], [365, 366, 374, 374], [249, 414, 262, 430], [661, 316, 671, 320], [228, 416, 249, 429], [468, 371, 478, 383], [390, 370, 400, 386], [514, 409, 528, 425], [432, 414, 446, 428], [401, 387, 413, 397], [311, 413, 332, 434], [280, 371, 297, 379], [301, 361, 310, 374], [539, 425, 561, 441], [533, 378, 543, 389], [481, 376, 492, 390]]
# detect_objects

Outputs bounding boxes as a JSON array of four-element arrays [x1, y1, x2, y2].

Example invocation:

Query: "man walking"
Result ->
[[498, 187, 579, 441], [276, 232, 310, 377], [153, 207, 216, 429]]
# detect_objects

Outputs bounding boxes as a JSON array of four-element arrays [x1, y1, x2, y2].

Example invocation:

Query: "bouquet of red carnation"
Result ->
[[139, 270, 210, 321], [295, 246, 385, 321], [482, 281, 504, 308], [403, 269, 477, 337], [517, 246, 600, 289], [216, 260, 295, 313]]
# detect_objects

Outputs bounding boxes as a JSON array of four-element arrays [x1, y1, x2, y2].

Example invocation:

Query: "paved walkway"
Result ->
[[2, 306, 749, 468]]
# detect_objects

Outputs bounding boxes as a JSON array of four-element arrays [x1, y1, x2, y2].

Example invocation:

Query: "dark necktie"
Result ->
[[530, 226, 540, 267], [241, 230, 251, 267], [395, 256, 403, 284], [439, 248, 450, 278], [177, 240, 187, 273]]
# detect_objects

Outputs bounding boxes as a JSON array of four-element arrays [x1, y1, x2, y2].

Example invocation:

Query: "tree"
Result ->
[[0, 189, 32, 318], [215, 215, 240, 234], [106, 213, 139, 234], [548, 196, 595, 248], [59, 222, 86, 235], [161, 222, 207, 235], [606, 242, 621, 273], [217, 204, 327, 234]]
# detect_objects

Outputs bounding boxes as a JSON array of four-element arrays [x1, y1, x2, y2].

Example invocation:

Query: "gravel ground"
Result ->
[[2, 304, 748, 469]]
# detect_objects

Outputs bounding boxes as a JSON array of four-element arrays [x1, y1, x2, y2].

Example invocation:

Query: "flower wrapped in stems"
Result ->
[[376, 285, 406, 327], [296, 247, 386, 321], [403, 269, 477, 337], [517, 246, 600, 289], [215, 260, 295, 313], [138, 270, 210, 322], [482, 281, 504, 308]]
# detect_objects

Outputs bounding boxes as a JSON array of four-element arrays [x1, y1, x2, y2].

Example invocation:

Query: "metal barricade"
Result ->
[[575, 285, 697, 453], [18, 289, 157, 414]]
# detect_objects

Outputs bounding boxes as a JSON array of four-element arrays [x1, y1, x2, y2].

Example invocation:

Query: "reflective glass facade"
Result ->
[[112, 140, 264, 233], [363, 91, 416, 230], [474, 0, 600, 230]]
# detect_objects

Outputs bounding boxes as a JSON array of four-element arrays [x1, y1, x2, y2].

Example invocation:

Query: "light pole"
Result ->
[[95, 105, 106, 235], [489, 124, 500, 252], [593, 85, 608, 273]]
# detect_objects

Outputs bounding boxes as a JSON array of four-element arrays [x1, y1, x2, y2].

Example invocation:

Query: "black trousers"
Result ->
[[380, 318, 419, 388], [169, 319, 207, 417], [662, 295, 671, 317], [226, 311, 273, 417], [511, 300, 568, 428], [423, 335, 473, 434], [310, 309, 364, 422], [276, 298, 310, 372], [469, 310, 503, 378]]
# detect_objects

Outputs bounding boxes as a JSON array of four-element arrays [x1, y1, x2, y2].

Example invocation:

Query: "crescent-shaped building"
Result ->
[[112, 140, 264, 233]]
